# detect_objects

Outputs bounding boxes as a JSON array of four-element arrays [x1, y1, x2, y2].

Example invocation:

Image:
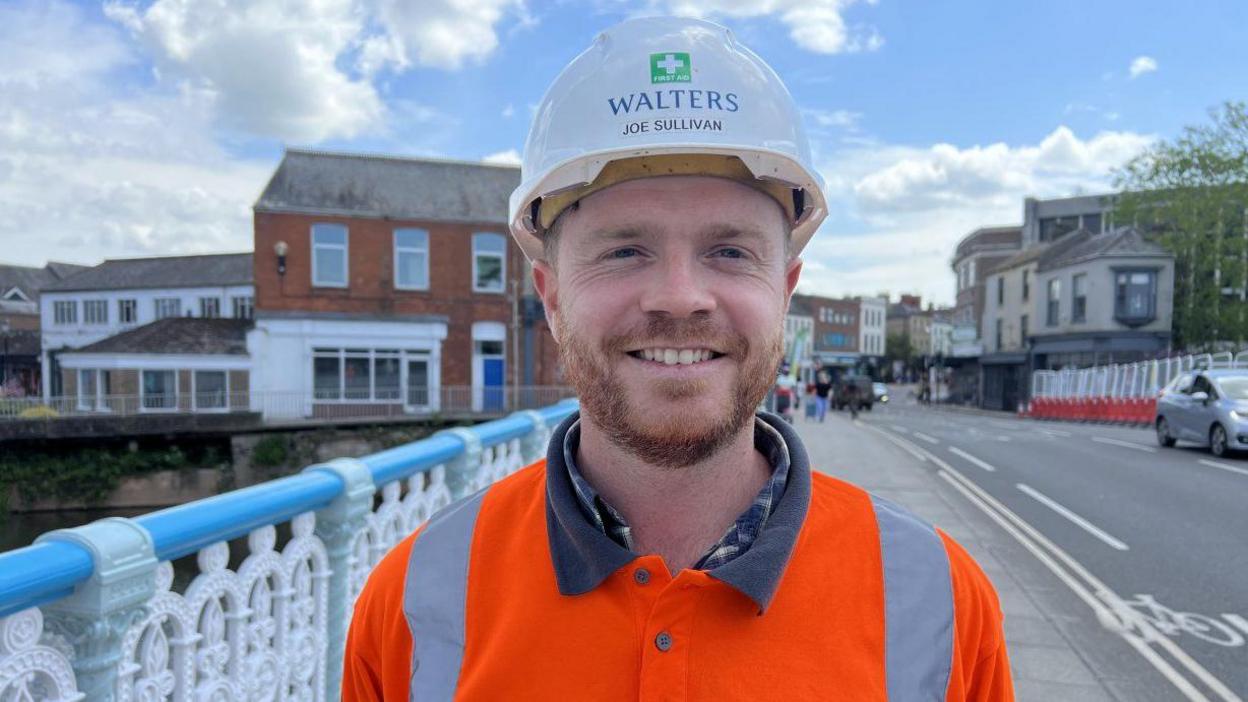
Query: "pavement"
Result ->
[[794, 397, 1248, 702]]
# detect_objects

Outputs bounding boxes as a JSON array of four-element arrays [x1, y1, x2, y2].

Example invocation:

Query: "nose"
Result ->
[[638, 254, 717, 318]]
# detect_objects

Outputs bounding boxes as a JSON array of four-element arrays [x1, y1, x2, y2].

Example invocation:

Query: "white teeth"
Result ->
[[638, 348, 716, 365]]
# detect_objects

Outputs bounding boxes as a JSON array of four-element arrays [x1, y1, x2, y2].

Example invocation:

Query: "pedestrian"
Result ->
[[814, 370, 832, 422], [344, 16, 1012, 701], [774, 372, 796, 423]]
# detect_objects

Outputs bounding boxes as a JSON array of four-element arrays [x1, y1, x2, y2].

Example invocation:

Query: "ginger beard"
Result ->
[[558, 312, 783, 468]]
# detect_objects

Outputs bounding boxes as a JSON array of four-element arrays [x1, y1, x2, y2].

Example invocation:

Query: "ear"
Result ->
[[783, 256, 803, 304], [531, 258, 561, 344]]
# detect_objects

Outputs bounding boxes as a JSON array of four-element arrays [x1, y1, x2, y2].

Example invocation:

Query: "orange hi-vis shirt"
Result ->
[[344, 412, 1013, 701]]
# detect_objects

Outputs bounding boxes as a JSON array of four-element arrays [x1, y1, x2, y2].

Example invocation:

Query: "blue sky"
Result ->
[[2, 0, 1244, 305]]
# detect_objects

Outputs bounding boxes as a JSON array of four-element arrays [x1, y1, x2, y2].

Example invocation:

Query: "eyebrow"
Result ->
[[585, 223, 771, 245]]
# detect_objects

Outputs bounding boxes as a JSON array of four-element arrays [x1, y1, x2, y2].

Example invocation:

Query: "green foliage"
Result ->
[[251, 435, 290, 468], [0, 447, 189, 510], [18, 405, 59, 419], [1114, 101, 1248, 349]]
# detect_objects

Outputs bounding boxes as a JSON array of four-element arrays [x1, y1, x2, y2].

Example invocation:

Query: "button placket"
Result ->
[[637, 571, 708, 702]]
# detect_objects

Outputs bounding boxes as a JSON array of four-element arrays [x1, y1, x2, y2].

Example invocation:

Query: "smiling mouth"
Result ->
[[626, 348, 725, 366]]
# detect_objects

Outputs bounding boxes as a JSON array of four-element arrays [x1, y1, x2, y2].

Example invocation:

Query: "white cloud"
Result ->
[[1129, 55, 1158, 79], [649, 0, 882, 54], [794, 126, 1155, 305], [103, 0, 383, 142], [363, 0, 524, 72], [803, 108, 862, 130], [482, 148, 522, 165], [502, 103, 515, 118], [852, 126, 1152, 215], [0, 0, 269, 267], [102, 0, 525, 143]]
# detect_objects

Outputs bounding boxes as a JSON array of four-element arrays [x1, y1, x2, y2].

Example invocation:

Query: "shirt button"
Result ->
[[633, 568, 650, 585], [655, 631, 673, 652]]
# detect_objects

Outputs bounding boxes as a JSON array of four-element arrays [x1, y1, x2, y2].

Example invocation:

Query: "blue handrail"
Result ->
[[0, 400, 578, 620]]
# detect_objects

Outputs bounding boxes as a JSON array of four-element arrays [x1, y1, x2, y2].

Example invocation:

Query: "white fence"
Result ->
[[1032, 351, 1248, 400]]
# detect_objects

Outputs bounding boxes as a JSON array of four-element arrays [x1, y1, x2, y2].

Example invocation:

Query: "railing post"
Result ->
[[306, 457, 375, 702], [35, 517, 158, 702], [435, 427, 484, 499], [513, 409, 550, 464]]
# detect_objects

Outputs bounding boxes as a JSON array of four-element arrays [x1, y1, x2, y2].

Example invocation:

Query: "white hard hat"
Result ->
[[508, 16, 827, 261]]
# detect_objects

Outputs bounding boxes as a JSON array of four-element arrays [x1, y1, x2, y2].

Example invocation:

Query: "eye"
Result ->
[[607, 247, 640, 259], [712, 247, 746, 259]]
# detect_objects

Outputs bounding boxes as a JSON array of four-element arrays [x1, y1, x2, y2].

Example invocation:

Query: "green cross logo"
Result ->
[[650, 52, 691, 83]]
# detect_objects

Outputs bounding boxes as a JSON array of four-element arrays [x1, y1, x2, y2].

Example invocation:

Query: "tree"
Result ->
[[884, 331, 913, 379], [1114, 101, 1248, 349]]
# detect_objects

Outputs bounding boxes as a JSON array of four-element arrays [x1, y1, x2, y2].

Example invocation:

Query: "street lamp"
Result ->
[[274, 240, 289, 276]]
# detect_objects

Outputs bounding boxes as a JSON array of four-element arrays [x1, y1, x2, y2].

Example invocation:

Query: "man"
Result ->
[[814, 370, 832, 422], [345, 16, 1012, 701]]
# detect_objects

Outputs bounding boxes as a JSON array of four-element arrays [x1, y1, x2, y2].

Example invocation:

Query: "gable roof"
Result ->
[[0, 262, 89, 301], [255, 148, 521, 225], [42, 253, 253, 292], [1037, 226, 1170, 272], [69, 318, 250, 355]]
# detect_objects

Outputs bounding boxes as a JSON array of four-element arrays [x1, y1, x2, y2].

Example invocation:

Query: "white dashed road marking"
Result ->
[[948, 446, 997, 472], [1016, 483, 1130, 551], [1092, 436, 1157, 453]]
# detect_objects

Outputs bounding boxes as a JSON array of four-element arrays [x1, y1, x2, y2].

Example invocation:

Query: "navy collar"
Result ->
[[544, 411, 812, 613]]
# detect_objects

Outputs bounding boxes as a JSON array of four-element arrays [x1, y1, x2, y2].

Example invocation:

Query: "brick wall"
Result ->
[[254, 211, 554, 387]]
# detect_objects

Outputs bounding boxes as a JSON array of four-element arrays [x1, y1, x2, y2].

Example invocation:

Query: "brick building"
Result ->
[[249, 149, 560, 418]]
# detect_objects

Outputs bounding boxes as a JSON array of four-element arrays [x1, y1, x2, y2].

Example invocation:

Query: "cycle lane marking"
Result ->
[[858, 423, 1240, 702], [1016, 483, 1130, 551], [1093, 436, 1158, 453]]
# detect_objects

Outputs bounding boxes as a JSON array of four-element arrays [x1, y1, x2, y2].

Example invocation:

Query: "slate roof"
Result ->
[[69, 318, 250, 355], [1037, 226, 1170, 272], [0, 262, 89, 301], [42, 253, 253, 292], [255, 148, 521, 224], [787, 295, 815, 317], [988, 241, 1052, 274]]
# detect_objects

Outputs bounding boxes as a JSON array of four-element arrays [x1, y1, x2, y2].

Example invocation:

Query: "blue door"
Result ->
[[483, 358, 505, 411]]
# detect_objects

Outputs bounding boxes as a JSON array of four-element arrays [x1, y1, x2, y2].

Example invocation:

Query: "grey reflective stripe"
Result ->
[[871, 494, 955, 701], [403, 489, 488, 702]]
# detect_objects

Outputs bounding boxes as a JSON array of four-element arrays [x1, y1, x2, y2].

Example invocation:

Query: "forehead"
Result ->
[[560, 176, 788, 244]]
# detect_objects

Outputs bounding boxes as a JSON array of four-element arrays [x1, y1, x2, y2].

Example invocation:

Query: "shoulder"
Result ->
[[937, 529, 1006, 658]]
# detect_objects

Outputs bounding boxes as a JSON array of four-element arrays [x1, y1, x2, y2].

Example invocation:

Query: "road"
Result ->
[[844, 398, 1248, 700]]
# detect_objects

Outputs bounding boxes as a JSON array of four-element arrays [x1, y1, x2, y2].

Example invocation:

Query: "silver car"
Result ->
[[1154, 369, 1248, 457]]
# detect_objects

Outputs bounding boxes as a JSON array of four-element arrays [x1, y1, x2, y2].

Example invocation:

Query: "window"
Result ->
[[1039, 216, 1080, 243], [3, 287, 29, 302], [824, 333, 847, 347], [374, 350, 401, 400], [1072, 274, 1087, 323], [472, 232, 506, 293], [83, 299, 108, 325], [141, 370, 177, 410], [995, 319, 1003, 351], [1022, 270, 1030, 301], [193, 370, 228, 410], [1191, 375, 1216, 399], [232, 296, 254, 320], [76, 369, 111, 411], [1020, 315, 1028, 343], [1082, 213, 1102, 234], [53, 300, 77, 325], [997, 276, 1004, 305], [1115, 270, 1157, 324], [199, 297, 221, 318], [154, 298, 181, 320], [78, 369, 97, 410], [312, 223, 349, 287], [118, 299, 137, 324], [313, 348, 415, 402], [395, 229, 430, 290], [1046, 279, 1061, 326]]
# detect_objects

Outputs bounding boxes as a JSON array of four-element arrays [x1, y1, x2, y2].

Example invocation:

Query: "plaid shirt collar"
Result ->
[[562, 416, 791, 571]]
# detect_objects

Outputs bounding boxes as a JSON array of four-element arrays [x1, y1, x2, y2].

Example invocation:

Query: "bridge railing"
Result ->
[[0, 398, 579, 701]]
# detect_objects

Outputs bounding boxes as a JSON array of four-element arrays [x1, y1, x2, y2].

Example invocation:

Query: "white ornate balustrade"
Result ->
[[0, 403, 569, 702]]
